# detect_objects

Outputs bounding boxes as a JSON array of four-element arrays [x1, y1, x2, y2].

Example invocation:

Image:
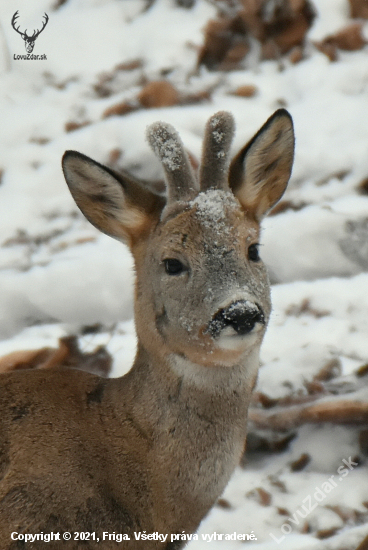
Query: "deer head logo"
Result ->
[[11, 11, 48, 53]]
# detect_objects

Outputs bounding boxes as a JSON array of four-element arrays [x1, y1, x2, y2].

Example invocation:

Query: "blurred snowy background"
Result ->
[[0, 0, 368, 548]]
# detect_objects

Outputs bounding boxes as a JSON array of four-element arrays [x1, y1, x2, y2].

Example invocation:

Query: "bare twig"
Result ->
[[249, 398, 368, 431]]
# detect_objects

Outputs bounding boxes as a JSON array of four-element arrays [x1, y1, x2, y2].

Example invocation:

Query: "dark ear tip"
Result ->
[[62, 151, 100, 176], [62, 150, 79, 158], [271, 108, 293, 125], [62, 151, 93, 184], [62, 150, 81, 167]]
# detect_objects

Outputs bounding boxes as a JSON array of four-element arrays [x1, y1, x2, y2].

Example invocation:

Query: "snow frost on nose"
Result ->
[[207, 300, 265, 339]]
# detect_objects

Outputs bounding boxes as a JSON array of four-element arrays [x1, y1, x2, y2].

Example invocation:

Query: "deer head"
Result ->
[[62, 110, 294, 373], [11, 11, 48, 53]]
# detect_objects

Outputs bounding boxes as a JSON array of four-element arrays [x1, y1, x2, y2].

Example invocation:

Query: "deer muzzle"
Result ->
[[207, 300, 265, 338]]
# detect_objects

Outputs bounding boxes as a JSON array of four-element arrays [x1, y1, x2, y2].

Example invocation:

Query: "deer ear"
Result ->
[[62, 151, 164, 245], [229, 109, 294, 221]]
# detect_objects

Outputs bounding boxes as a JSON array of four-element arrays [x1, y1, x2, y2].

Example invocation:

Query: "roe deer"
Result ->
[[0, 109, 294, 549]]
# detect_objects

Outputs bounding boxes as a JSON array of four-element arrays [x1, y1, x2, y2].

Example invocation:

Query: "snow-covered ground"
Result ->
[[0, 0, 367, 548]]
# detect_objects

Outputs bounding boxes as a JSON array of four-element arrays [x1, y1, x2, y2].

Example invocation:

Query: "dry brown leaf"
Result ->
[[230, 84, 257, 97], [138, 81, 180, 108], [115, 59, 143, 71], [290, 452, 311, 471], [357, 178, 368, 196], [216, 498, 232, 509], [349, 0, 368, 19], [0, 336, 112, 378], [0, 348, 54, 373], [103, 101, 137, 119], [65, 120, 91, 133], [315, 22, 367, 61], [246, 486, 272, 506], [356, 533, 368, 550], [289, 45, 304, 63]]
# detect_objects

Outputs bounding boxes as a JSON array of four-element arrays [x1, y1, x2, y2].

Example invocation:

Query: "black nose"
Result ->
[[208, 300, 265, 338]]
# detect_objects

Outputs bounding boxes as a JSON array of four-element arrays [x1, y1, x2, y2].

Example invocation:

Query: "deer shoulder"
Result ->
[[0, 110, 294, 548]]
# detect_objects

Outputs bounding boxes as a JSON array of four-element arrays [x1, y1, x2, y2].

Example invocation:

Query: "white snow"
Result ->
[[190, 189, 238, 227], [147, 123, 183, 171], [0, 0, 368, 546]]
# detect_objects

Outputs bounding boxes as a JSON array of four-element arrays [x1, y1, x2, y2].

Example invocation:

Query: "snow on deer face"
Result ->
[[136, 186, 271, 368], [62, 110, 294, 369]]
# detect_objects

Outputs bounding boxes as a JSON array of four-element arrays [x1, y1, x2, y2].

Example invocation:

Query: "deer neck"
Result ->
[[103, 342, 259, 534], [120, 343, 258, 527], [112, 341, 259, 442]]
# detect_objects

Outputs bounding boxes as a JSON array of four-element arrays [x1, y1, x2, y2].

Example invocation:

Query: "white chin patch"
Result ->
[[216, 324, 261, 350]]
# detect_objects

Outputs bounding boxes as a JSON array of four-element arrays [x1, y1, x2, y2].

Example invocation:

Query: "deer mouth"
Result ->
[[207, 300, 265, 339]]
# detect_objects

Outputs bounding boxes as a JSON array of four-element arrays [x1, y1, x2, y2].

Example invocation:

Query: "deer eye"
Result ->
[[248, 244, 260, 262], [164, 259, 185, 275]]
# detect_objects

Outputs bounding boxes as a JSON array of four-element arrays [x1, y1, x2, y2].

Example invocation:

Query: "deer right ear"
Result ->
[[62, 151, 163, 244], [229, 109, 294, 221]]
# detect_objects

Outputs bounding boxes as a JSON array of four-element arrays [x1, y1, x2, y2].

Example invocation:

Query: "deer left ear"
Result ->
[[229, 109, 294, 221], [62, 151, 165, 246]]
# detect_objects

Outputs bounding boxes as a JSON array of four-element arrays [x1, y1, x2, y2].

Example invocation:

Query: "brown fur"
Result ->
[[0, 110, 294, 548]]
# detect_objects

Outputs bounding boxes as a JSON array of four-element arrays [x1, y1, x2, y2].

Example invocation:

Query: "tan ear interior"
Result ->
[[62, 151, 158, 244], [229, 110, 294, 220]]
